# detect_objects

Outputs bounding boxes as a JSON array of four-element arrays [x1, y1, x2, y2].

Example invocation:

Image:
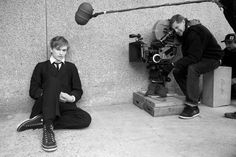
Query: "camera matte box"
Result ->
[[129, 42, 142, 62]]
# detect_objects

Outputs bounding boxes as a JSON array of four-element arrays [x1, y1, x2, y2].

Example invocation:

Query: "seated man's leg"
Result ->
[[172, 67, 188, 96], [179, 59, 220, 119], [187, 58, 220, 105], [54, 103, 91, 129]]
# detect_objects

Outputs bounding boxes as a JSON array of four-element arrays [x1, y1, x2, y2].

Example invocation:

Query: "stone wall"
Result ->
[[0, 0, 233, 113]]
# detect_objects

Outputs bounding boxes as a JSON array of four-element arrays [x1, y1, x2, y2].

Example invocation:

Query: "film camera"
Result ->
[[129, 30, 176, 64], [129, 20, 179, 96]]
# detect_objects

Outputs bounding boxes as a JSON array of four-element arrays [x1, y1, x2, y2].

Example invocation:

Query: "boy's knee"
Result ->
[[82, 112, 92, 128]]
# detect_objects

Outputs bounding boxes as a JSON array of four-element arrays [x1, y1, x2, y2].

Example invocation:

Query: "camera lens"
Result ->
[[152, 54, 161, 63]]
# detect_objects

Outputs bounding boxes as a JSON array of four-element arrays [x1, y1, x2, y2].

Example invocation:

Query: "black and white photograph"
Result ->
[[0, 0, 236, 156]]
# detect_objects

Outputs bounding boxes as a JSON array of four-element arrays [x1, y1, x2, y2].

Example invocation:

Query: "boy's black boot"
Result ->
[[42, 122, 57, 152], [17, 115, 43, 132]]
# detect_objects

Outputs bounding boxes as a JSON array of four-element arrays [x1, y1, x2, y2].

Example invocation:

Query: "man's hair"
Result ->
[[169, 14, 186, 27], [50, 36, 69, 50]]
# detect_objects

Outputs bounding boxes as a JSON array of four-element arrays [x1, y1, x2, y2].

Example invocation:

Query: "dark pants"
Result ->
[[231, 84, 236, 99], [173, 58, 220, 105], [30, 77, 91, 129]]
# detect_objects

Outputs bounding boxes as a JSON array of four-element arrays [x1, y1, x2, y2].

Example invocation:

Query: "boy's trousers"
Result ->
[[29, 77, 91, 129]]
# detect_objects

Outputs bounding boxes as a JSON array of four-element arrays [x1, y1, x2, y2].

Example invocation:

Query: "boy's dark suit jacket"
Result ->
[[29, 60, 83, 117]]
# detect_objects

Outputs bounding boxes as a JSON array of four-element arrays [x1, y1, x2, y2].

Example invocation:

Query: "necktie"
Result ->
[[53, 62, 61, 71]]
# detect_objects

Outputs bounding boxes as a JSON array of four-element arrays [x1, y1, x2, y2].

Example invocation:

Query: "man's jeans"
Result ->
[[173, 58, 221, 106]]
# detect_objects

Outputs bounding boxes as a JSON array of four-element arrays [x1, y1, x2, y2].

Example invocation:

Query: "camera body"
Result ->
[[129, 29, 178, 84]]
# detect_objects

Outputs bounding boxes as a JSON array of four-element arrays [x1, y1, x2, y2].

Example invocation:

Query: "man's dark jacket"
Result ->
[[175, 24, 223, 69], [29, 60, 83, 103], [220, 0, 236, 33], [222, 48, 236, 78]]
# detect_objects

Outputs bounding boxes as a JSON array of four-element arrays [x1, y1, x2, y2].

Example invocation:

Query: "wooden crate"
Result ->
[[132, 91, 173, 109], [133, 92, 146, 109], [145, 95, 185, 107], [202, 66, 232, 107], [143, 96, 185, 117]]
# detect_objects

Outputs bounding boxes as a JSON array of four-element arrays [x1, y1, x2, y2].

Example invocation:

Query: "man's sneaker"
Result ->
[[179, 105, 200, 119], [17, 115, 43, 132], [224, 112, 236, 119], [42, 124, 57, 152]]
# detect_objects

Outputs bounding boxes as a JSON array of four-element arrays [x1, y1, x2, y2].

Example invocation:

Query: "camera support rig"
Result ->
[[129, 20, 180, 97]]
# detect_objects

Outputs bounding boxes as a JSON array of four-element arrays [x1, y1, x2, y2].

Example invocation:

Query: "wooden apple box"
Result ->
[[133, 91, 185, 117], [202, 66, 232, 107], [144, 95, 185, 117], [133, 92, 146, 109]]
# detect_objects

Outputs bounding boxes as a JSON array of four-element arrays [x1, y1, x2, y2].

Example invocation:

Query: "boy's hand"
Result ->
[[59, 92, 75, 103]]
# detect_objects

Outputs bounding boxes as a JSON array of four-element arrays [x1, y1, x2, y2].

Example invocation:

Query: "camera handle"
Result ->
[[129, 34, 141, 39], [160, 30, 174, 43]]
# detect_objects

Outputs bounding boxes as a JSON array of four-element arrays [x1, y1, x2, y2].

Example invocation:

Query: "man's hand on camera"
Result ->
[[59, 92, 75, 103]]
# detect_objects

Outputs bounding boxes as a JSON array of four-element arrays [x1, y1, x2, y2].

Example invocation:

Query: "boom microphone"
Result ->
[[75, 0, 217, 25]]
